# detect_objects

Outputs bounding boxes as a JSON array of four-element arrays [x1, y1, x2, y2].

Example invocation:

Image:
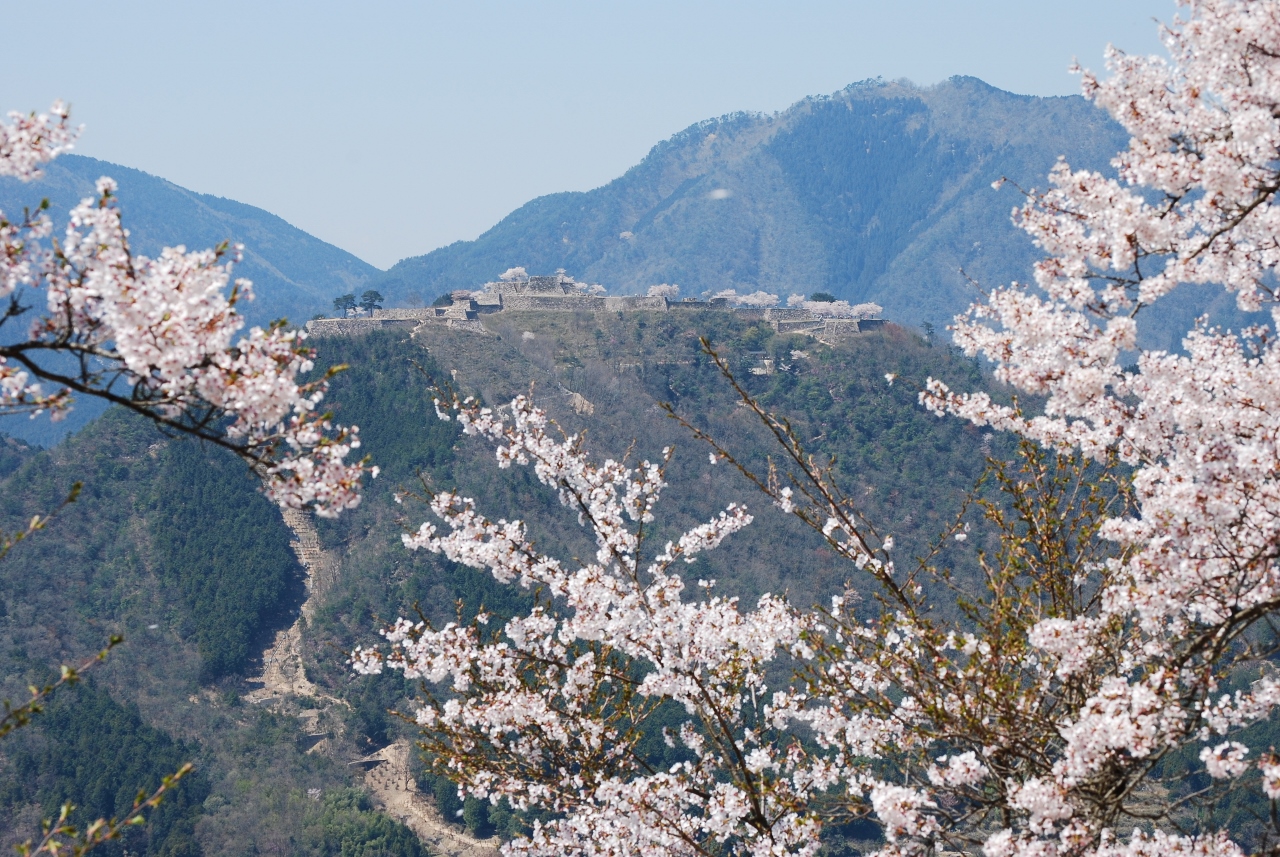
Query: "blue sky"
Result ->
[[1, 1, 1170, 269]]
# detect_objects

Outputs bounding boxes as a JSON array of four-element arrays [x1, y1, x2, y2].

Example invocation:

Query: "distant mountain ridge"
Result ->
[[0, 154, 380, 328], [0, 154, 382, 445], [372, 77, 1129, 329], [0, 76, 1245, 449]]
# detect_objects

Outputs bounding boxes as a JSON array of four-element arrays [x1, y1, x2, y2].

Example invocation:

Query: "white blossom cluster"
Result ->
[[0, 106, 369, 516], [0, 102, 76, 182], [358, 3, 1280, 856], [712, 289, 782, 308], [785, 294, 883, 319], [905, 1, 1280, 855], [355, 395, 835, 857]]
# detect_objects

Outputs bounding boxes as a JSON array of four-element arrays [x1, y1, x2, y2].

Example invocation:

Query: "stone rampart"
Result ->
[[775, 319, 825, 333], [501, 294, 605, 312], [822, 318, 861, 337], [604, 295, 668, 312], [372, 308, 437, 320], [764, 307, 812, 321], [305, 318, 416, 336], [670, 298, 730, 310]]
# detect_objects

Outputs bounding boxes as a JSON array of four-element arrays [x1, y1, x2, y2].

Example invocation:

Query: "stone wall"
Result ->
[[669, 298, 730, 310], [501, 294, 607, 312], [604, 295, 668, 312], [822, 318, 861, 337], [372, 308, 437, 320], [775, 319, 825, 333], [305, 318, 416, 336], [764, 307, 813, 321]]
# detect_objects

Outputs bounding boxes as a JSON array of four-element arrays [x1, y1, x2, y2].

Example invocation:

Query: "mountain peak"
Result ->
[[372, 79, 1126, 329]]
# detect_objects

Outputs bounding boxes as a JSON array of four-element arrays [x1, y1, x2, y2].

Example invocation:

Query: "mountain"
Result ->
[[372, 77, 1128, 330], [0, 155, 382, 445], [0, 312, 1006, 855], [0, 154, 379, 328]]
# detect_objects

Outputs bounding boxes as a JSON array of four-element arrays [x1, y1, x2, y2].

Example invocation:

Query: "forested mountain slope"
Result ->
[[0, 313, 1008, 854], [0, 411, 423, 857], [373, 77, 1125, 330]]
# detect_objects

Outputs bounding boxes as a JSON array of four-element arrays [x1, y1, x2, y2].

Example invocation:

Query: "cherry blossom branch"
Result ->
[[0, 105, 370, 517]]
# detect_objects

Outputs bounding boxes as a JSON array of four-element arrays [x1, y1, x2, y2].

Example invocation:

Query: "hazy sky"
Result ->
[[1, 1, 1171, 269]]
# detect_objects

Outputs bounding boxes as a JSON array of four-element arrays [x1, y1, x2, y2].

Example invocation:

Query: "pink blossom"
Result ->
[[1199, 742, 1249, 779], [0, 105, 369, 516]]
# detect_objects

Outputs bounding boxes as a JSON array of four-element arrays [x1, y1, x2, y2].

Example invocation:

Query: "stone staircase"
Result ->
[[244, 507, 337, 705]]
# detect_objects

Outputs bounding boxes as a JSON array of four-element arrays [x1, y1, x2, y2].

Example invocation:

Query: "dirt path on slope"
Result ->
[[244, 507, 337, 705], [245, 508, 497, 855], [360, 740, 500, 857]]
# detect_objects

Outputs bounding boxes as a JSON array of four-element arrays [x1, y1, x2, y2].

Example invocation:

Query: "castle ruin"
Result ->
[[304, 271, 885, 339]]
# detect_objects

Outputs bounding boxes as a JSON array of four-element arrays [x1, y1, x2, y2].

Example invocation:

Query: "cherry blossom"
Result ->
[[0, 105, 368, 516], [910, 1, 1280, 854], [712, 288, 781, 308], [647, 283, 681, 299], [356, 394, 824, 857], [0, 101, 76, 181], [363, 3, 1280, 856], [785, 293, 883, 318]]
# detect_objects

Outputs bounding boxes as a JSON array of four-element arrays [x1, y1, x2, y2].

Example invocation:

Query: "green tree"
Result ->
[[2, 683, 208, 857], [332, 293, 357, 317], [358, 290, 384, 316]]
